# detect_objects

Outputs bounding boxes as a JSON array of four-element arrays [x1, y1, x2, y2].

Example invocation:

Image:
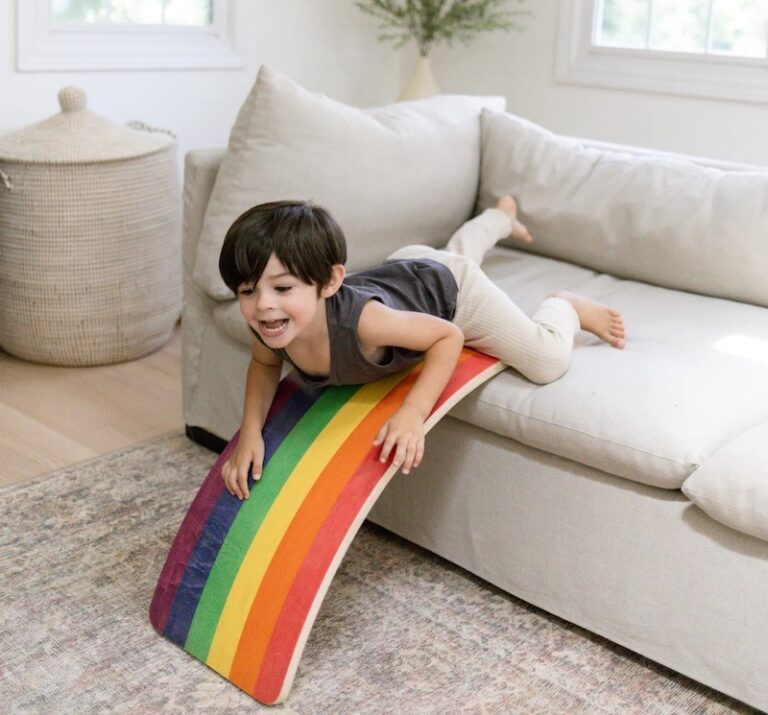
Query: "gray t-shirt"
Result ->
[[258, 258, 458, 387]]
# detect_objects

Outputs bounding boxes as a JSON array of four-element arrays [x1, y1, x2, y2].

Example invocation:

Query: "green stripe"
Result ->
[[184, 385, 359, 660]]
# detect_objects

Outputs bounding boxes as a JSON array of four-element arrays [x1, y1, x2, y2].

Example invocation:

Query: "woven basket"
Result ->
[[0, 87, 181, 366]]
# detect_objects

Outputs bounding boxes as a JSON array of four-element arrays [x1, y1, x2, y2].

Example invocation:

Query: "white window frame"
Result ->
[[555, 0, 768, 104], [16, 0, 242, 72]]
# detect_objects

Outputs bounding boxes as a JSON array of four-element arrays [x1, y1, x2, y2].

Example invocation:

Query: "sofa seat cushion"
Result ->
[[213, 246, 768, 491], [449, 247, 768, 490]]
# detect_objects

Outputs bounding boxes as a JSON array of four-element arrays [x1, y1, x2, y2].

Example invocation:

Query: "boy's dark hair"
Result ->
[[218, 200, 347, 294]]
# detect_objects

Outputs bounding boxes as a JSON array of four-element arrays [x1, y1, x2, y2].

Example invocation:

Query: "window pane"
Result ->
[[52, 0, 110, 22], [164, 0, 213, 26], [711, 0, 768, 58], [598, 0, 651, 48], [51, 0, 213, 25], [110, 0, 162, 24], [650, 0, 709, 53]]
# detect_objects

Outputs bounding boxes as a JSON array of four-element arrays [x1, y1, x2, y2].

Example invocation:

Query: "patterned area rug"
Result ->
[[0, 432, 758, 714]]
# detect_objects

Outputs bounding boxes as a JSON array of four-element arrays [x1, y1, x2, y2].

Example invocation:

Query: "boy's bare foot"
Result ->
[[496, 196, 533, 243], [552, 290, 626, 349]]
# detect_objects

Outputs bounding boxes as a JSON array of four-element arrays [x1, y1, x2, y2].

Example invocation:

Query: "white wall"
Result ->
[[4, 0, 764, 168], [0, 0, 400, 162], [422, 1, 768, 167]]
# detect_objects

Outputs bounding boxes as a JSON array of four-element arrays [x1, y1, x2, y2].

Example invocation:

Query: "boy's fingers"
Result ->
[[384, 437, 399, 463], [238, 466, 250, 499], [224, 462, 239, 496], [373, 423, 388, 446], [392, 441, 407, 470], [379, 434, 395, 462], [231, 467, 242, 499], [403, 439, 420, 474], [414, 441, 424, 467], [402, 441, 418, 474]]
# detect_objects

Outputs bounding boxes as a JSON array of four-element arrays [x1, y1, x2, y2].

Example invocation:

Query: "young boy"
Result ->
[[218, 198, 626, 500]]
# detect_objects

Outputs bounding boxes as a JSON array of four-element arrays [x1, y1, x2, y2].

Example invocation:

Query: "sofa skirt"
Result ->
[[367, 417, 768, 713]]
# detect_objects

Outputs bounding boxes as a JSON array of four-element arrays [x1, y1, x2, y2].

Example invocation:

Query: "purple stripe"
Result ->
[[149, 375, 303, 633]]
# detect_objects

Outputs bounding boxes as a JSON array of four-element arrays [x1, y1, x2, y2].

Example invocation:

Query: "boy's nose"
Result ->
[[255, 293, 276, 312]]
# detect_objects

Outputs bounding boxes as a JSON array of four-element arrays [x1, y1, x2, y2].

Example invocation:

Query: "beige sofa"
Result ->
[[181, 67, 768, 711]]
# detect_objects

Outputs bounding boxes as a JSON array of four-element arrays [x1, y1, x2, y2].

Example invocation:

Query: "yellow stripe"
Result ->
[[206, 371, 406, 675]]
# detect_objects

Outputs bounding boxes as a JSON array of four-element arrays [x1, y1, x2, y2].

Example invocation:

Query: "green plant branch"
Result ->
[[355, 0, 530, 56]]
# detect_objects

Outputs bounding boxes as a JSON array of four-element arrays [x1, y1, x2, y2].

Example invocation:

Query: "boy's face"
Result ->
[[237, 253, 325, 349]]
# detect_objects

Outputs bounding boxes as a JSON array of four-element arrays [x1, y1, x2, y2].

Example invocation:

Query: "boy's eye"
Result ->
[[238, 287, 254, 297], [275, 286, 293, 294]]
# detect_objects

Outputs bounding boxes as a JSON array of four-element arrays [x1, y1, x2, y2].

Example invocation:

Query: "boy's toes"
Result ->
[[610, 336, 626, 349], [497, 195, 517, 213]]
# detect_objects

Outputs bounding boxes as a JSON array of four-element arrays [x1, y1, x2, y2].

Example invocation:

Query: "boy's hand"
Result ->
[[373, 404, 425, 475], [221, 426, 265, 500]]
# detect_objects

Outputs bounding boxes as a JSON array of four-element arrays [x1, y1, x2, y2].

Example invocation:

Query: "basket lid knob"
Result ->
[[58, 87, 87, 114]]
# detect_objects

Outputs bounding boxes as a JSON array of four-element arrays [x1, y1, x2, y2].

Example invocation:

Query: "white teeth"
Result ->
[[260, 319, 288, 335]]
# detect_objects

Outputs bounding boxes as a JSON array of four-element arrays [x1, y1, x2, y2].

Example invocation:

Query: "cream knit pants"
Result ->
[[388, 208, 580, 384]]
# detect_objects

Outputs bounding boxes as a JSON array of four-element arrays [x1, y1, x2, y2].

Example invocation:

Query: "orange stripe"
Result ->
[[226, 362, 431, 688]]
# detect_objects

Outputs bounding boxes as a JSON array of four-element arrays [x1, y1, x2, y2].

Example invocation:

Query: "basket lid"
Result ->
[[0, 86, 173, 164]]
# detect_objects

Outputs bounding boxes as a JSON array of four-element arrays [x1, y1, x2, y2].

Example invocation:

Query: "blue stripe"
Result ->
[[162, 377, 323, 645]]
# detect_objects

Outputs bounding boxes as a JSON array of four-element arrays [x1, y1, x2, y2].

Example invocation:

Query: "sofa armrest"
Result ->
[[181, 149, 227, 429], [182, 148, 225, 286]]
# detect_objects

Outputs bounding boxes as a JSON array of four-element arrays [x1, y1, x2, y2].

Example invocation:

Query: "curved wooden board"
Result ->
[[150, 348, 504, 704]]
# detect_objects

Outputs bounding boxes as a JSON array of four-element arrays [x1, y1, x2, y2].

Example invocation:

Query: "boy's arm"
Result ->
[[242, 338, 282, 434], [222, 338, 282, 500], [357, 301, 464, 474]]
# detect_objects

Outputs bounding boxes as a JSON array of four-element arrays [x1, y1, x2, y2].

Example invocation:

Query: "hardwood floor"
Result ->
[[0, 324, 183, 489]]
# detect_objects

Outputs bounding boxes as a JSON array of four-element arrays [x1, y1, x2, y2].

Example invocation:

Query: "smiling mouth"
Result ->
[[259, 319, 289, 337]]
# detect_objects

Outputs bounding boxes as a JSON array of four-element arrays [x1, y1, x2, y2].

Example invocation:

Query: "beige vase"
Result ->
[[399, 55, 440, 101]]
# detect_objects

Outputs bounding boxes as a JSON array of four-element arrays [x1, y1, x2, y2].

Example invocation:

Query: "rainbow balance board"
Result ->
[[150, 348, 504, 704]]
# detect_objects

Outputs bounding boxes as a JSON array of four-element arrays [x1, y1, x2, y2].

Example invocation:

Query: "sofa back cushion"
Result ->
[[478, 109, 768, 308], [194, 65, 505, 300]]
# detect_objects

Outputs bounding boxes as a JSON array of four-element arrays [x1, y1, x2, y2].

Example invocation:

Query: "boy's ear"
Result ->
[[320, 264, 345, 298]]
